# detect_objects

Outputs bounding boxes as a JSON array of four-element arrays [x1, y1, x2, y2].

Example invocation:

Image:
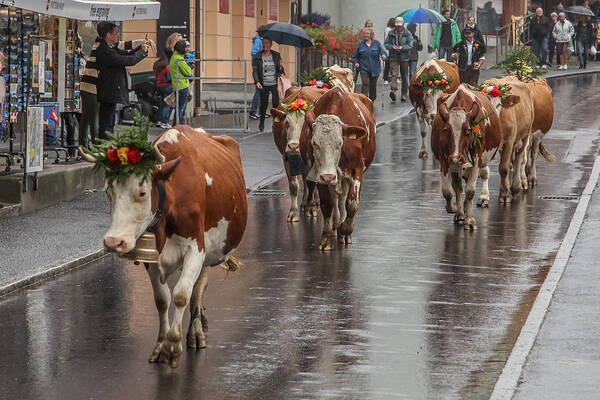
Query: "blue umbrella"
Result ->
[[397, 8, 445, 24]]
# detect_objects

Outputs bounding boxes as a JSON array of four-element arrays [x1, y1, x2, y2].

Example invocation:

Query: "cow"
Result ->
[[482, 77, 535, 202], [326, 64, 355, 92], [300, 86, 376, 249], [409, 59, 460, 159], [431, 85, 502, 230], [499, 76, 556, 186], [80, 125, 247, 368], [270, 86, 327, 221]]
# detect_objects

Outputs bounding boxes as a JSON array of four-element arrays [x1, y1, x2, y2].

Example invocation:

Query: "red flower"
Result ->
[[489, 87, 502, 97], [309, 79, 317, 86], [323, 83, 330, 89], [296, 98, 306, 107], [107, 149, 119, 164], [428, 80, 433, 86], [441, 79, 447, 85], [127, 147, 142, 164]]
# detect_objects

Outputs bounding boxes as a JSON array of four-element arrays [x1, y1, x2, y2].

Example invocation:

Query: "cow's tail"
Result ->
[[223, 256, 241, 272], [539, 143, 557, 163]]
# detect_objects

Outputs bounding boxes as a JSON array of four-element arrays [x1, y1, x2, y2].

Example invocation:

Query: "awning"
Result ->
[[3, 0, 160, 21]]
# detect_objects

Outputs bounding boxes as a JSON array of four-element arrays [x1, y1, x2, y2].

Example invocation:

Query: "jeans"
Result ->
[[383, 58, 391, 81], [548, 38, 558, 65], [360, 72, 379, 102], [532, 37, 548, 65], [79, 91, 99, 146], [259, 84, 279, 130], [438, 46, 453, 61], [175, 87, 189, 125], [63, 112, 79, 155], [459, 66, 480, 85], [408, 60, 418, 81], [390, 61, 409, 97], [98, 102, 117, 140], [577, 40, 589, 67], [157, 85, 173, 125], [250, 88, 261, 115]]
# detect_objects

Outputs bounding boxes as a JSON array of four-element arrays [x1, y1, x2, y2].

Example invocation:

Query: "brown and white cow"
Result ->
[[80, 125, 247, 368], [431, 85, 502, 230], [482, 77, 535, 202], [270, 86, 327, 221], [327, 64, 355, 92], [409, 59, 460, 159], [300, 86, 376, 249], [499, 77, 556, 186]]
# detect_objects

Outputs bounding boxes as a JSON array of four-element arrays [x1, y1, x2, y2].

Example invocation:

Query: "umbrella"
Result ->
[[257, 22, 314, 48], [397, 8, 445, 24], [565, 5, 595, 16]]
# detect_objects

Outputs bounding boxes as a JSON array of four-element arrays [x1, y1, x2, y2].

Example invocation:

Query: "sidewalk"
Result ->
[[511, 175, 600, 400]]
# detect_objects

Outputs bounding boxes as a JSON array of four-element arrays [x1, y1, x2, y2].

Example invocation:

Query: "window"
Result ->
[[268, 0, 278, 20], [219, 0, 229, 14], [245, 0, 254, 17]]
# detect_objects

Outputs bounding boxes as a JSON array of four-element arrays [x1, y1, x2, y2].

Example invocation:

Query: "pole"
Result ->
[[175, 59, 180, 125]]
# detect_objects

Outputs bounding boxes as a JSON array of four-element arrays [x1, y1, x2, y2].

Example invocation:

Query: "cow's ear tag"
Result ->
[[348, 134, 357, 140], [274, 117, 280, 122]]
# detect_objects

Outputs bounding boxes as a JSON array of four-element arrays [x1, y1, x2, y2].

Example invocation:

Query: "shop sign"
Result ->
[[157, 0, 190, 55]]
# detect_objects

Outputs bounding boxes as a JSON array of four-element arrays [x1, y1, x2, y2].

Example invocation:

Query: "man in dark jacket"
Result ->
[[530, 8, 552, 68], [452, 27, 486, 84], [384, 17, 413, 102], [463, 16, 485, 44], [95, 22, 148, 139]]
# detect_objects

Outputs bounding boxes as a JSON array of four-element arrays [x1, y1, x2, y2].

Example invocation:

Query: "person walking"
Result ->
[[452, 26, 486, 85], [530, 8, 552, 68], [383, 17, 395, 84], [384, 17, 413, 102], [169, 39, 193, 124], [462, 16, 485, 44], [548, 12, 559, 67], [433, 10, 462, 61], [352, 28, 387, 102], [553, 12, 574, 69], [252, 37, 284, 132], [95, 22, 148, 139], [407, 23, 423, 81], [575, 17, 594, 69], [355, 19, 376, 85], [153, 55, 173, 129], [249, 35, 263, 119]]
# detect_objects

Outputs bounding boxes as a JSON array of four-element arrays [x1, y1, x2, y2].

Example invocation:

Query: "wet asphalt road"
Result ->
[[1, 75, 600, 400]]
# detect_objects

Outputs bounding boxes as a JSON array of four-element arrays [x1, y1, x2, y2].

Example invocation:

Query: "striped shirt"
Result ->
[[81, 38, 143, 95]]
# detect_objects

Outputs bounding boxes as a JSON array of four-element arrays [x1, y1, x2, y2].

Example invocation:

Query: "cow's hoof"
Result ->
[[419, 150, 428, 159], [310, 206, 319, 218], [477, 198, 489, 208], [464, 217, 477, 231], [529, 177, 537, 187], [499, 193, 512, 204], [148, 341, 165, 363], [446, 202, 457, 213], [319, 237, 334, 251], [344, 235, 352, 244], [159, 336, 183, 368], [201, 307, 208, 333], [454, 213, 465, 224], [287, 209, 300, 222], [186, 318, 207, 350], [511, 186, 522, 196]]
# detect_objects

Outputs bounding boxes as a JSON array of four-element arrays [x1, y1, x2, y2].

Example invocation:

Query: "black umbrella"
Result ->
[[257, 22, 314, 48], [565, 5, 595, 16]]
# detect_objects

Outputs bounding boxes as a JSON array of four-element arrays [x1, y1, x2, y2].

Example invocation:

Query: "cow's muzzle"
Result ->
[[449, 155, 467, 165], [320, 174, 337, 185], [104, 237, 129, 254], [286, 143, 300, 153]]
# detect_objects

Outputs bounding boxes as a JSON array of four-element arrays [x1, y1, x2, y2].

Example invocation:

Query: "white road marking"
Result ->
[[490, 154, 600, 400]]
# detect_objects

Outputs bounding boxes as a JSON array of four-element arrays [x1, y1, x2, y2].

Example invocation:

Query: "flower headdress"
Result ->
[[79, 113, 163, 187], [299, 66, 333, 88], [420, 71, 452, 94], [474, 83, 512, 100], [281, 98, 313, 115]]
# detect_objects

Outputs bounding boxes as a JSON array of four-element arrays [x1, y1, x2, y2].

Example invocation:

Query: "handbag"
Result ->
[[164, 93, 176, 108], [278, 75, 292, 102], [590, 45, 597, 57]]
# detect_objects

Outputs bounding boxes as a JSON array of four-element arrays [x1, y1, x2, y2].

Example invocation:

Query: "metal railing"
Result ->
[[493, 13, 534, 66], [175, 58, 249, 132]]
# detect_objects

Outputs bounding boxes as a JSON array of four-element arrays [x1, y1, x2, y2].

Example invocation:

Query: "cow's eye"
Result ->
[[138, 191, 147, 199]]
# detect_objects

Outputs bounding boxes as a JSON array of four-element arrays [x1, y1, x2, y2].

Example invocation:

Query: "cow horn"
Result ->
[[78, 146, 97, 163], [469, 101, 480, 121], [153, 143, 166, 164]]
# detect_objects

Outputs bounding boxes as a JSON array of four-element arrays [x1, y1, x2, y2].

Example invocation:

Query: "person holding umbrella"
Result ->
[[433, 10, 462, 61], [575, 16, 594, 68], [352, 28, 387, 101], [252, 37, 284, 132]]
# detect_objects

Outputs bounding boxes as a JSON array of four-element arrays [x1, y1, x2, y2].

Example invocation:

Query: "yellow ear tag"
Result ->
[[348, 134, 357, 140], [274, 117, 280, 123]]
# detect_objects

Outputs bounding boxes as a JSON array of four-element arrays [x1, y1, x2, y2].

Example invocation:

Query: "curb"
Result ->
[[490, 154, 600, 399], [0, 249, 107, 298]]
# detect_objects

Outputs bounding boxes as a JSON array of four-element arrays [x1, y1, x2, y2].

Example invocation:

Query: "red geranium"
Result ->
[[107, 149, 119, 164], [428, 80, 433, 86], [127, 147, 142, 164], [322, 83, 330, 89], [489, 87, 502, 97]]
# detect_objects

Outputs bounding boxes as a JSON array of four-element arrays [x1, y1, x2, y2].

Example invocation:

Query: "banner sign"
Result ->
[[157, 0, 189, 56], [25, 106, 44, 173], [0, 0, 160, 21]]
